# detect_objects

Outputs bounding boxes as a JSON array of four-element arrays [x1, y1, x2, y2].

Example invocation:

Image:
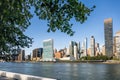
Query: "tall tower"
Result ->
[[69, 41, 79, 60], [17, 49, 25, 61], [43, 39, 54, 61], [74, 44, 78, 60], [77, 42, 80, 52], [69, 41, 74, 57], [77, 42, 80, 59], [90, 36, 95, 56], [95, 43, 100, 56], [81, 38, 87, 57], [84, 38, 87, 56], [104, 18, 113, 57]]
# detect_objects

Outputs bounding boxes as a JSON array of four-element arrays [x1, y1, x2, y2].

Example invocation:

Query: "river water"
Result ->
[[0, 62, 120, 80]]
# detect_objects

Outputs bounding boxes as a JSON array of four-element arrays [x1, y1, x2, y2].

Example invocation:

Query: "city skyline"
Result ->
[[1, 1, 120, 80], [24, 0, 120, 55]]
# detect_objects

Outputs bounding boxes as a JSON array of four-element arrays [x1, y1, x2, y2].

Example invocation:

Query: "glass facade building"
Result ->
[[104, 18, 113, 57], [81, 38, 87, 57], [69, 41, 78, 59], [32, 48, 43, 59], [43, 39, 54, 61], [17, 49, 25, 61]]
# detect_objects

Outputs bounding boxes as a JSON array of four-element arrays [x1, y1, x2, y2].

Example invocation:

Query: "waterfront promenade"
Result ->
[[0, 76, 14, 80], [0, 70, 56, 80]]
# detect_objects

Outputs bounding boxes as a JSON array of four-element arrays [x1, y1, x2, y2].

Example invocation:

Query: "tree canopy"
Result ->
[[0, 0, 95, 53]]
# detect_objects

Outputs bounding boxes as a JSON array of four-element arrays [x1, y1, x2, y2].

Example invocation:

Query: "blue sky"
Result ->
[[25, 0, 120, 55]]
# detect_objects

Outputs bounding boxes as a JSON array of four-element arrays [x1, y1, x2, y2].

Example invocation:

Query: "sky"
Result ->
[[24, 0, 120, 55]]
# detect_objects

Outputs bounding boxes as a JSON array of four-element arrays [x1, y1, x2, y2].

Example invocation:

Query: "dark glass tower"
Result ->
[[104, 18, 113, 57]]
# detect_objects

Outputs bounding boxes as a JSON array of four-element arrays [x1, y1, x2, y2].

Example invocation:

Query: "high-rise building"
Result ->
[[54, 48, 57, 54], [87, 48, 91, 56], [66, 48, 70, 56], [63, 47, 67, 55], [69, 41, 79, 60], [113, 37, 116, 55], [90, 36, 95, 56], [17, 49, 25, 61], [101, 45, 105, 55], [104, 18, 113, 57], [95, 43, 100, 56], [69, 41, 74, 57], [26, 55, 31, 61], [84, 38, 87, 56], [32, 48, 43, 61], [77, 42, 80, 52], [114, 31, 120, 58], [30, 53, 32, 61], [43, 39, 54, 61], [74, 45, 78, 60], [69, 41, 76, 57], [77, 42, 81, 59], [81, 38, 87, 57]]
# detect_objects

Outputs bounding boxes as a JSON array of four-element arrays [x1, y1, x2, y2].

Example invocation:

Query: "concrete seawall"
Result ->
[[0, 70, 56, 80]]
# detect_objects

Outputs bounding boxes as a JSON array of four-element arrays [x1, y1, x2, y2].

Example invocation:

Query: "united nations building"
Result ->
[[43, 39, 54, 61]]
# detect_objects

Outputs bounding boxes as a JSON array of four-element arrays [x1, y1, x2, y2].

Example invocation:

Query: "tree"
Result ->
[[0, 0, 95, 53]]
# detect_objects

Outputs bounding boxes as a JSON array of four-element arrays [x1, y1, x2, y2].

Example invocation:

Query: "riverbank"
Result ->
[[2, 60, 120, 64], [31, 60, 105, 63], [37, 60, 120, 64], [56, 60, 105, 63]]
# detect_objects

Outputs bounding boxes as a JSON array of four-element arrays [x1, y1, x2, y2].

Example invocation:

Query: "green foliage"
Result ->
[[80, 55, 109, 61], [0, 0, 95, 53], [34, 0, 95, 36], [0, 0, 33, 53]]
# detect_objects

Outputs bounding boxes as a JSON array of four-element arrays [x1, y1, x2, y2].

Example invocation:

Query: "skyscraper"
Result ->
[[66, 48, 70, 56], [32, 48, 43, 61], [81, 38, 87, 57], [104, 18, 113, 57], [74, 44, 78, 60], [43, 39, 54, 61], [101, 45, 105, 55], [69, 41, 76, 57], [77, 42, 80, 52], [95, 43, 100, 56], [84, 38, 87, 56], [90, 36, 95, 56], [77, 42, 81, 59], [17, 49, 25, 61], [114, 31, 120, 58], [69, 41, 79, 60]]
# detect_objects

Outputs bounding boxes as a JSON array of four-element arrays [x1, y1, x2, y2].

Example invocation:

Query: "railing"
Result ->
[[0, 70, 56, 80]]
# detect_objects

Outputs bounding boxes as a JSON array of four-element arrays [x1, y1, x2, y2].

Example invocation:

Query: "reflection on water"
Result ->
[[0, 62, 120, 80]]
